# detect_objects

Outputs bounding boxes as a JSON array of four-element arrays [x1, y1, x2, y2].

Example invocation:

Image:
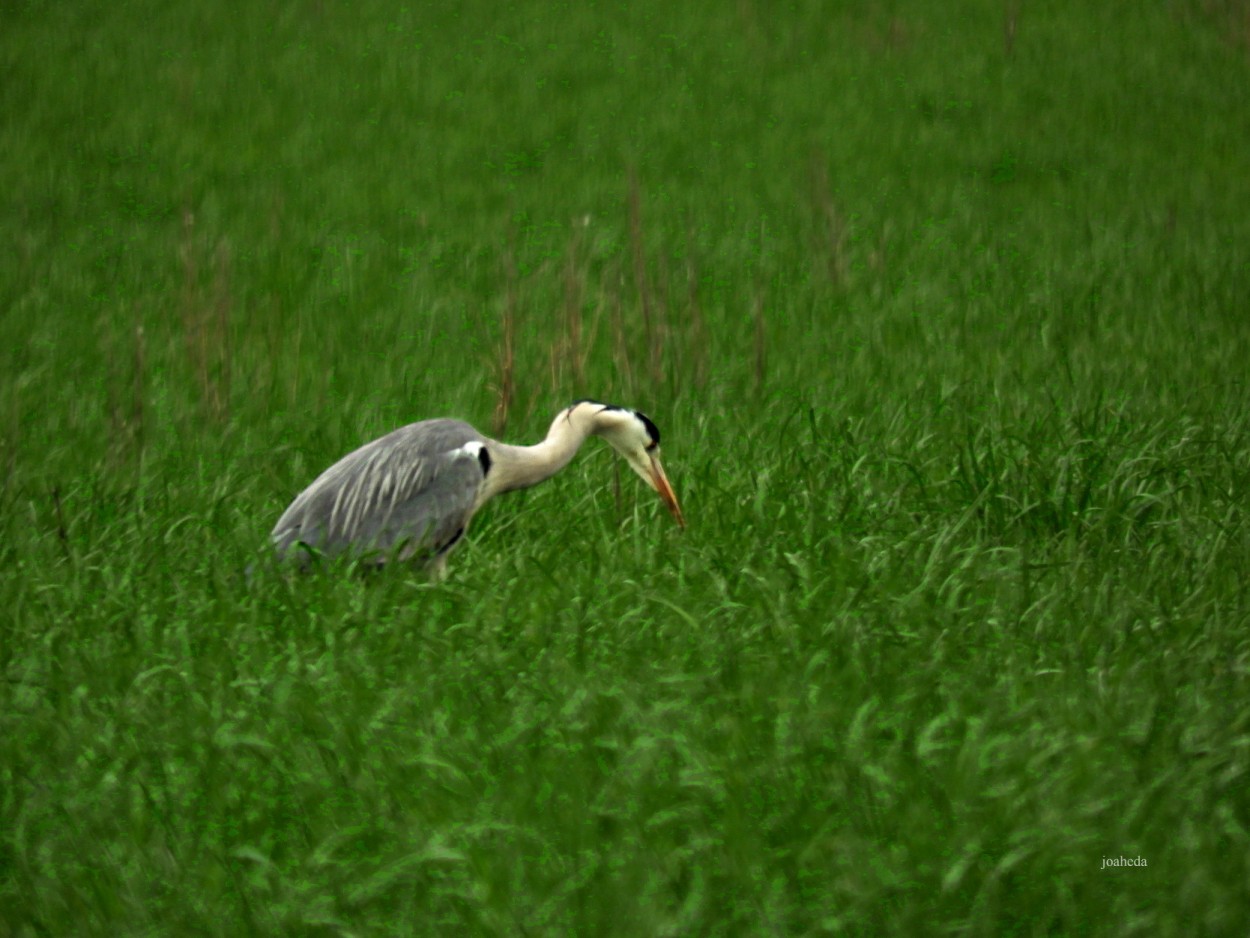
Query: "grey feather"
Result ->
[[272, 419, 488, 569]]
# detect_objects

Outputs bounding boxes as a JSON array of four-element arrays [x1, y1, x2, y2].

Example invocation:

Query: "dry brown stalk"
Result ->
[[290, 302, 302, 406], [210, 239, 233, 423], [808, 151, 848, 287], [104, 310, 147, 469], [104, 315, 124, 461], [752, 286, 767, 397], [492, 242, 518, 437], [685, 249, 709, 390], [178, 209, 202, 402], [607, 261, 635, 398], [655, 249, 672, 390], [131, 322, 146, 458], [178, 210, 233, 424], [627, 167, 660, 385], [561, 222, 586, 388], [581, 280, 605, 388], [4, 372, 19, 499]]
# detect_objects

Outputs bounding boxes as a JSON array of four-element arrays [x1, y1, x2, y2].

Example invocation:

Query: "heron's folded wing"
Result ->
[[272, 419, 486, 563]]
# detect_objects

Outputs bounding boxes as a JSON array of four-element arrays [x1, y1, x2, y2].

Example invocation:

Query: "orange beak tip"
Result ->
[[645, 453, 685, 530]]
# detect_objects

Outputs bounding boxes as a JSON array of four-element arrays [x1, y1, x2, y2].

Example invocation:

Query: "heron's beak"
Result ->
[[647, 452, 686, 529]]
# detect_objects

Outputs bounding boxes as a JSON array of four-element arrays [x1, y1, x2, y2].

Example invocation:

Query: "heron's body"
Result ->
[[271, 400, 683, 576]]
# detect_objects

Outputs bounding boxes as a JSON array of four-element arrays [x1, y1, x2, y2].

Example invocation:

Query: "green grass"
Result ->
[[3, 0, 1249, 934]]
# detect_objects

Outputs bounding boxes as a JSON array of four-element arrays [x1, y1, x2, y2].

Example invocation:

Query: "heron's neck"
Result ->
[[486, 408, 597, 496]]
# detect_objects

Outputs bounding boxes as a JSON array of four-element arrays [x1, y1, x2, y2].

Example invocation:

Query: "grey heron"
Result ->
[[271, 400, 685, 576]]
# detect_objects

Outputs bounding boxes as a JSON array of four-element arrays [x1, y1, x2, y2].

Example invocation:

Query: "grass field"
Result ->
[[3, 0, 1249, 934]]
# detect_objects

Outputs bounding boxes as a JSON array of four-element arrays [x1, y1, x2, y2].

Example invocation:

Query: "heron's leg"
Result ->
[[427, 554, 451, 581]]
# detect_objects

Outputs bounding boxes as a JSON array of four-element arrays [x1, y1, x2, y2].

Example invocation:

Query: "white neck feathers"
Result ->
[[482, 405, 601, 498]]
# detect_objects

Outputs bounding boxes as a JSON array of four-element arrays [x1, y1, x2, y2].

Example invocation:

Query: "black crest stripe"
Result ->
[[635, 411, 661, 447]]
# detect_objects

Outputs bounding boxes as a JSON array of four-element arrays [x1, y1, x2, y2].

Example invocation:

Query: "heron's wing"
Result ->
[[272, 419, 488, 565]]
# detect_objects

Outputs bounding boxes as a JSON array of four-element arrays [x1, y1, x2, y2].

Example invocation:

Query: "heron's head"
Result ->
[[572, 401, 686, 528]]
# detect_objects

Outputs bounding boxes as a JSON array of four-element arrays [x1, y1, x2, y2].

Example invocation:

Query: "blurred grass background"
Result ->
[[2, 0, 1249, 934]]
